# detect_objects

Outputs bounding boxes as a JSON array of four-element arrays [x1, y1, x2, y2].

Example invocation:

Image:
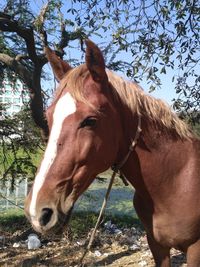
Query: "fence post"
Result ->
[[24, 177, 28, 196], [6, 181, 10, 209], [15, 179, 19, 207]]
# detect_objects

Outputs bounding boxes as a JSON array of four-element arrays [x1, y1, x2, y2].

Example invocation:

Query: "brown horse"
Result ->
[[25, 40, 200, 267]]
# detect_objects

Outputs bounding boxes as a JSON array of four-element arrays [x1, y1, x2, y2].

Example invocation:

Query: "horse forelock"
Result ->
[[53, 65, 88, 101], [52, 64, 193, 140]]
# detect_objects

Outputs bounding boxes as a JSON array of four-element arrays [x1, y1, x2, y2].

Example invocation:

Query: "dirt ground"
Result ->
[[0, 226, 187, 267]]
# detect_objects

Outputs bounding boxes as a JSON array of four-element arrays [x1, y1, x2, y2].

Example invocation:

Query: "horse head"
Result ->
[[24, 40, 124, 234]]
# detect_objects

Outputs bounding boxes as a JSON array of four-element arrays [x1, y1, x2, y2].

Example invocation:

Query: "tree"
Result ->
[[0, 0, 199, 132], [0, 105, 43, 185]]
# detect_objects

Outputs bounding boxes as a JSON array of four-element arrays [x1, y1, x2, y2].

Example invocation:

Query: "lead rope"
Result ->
[[79, 169, 118, 267], [79, 115, 142, 267]]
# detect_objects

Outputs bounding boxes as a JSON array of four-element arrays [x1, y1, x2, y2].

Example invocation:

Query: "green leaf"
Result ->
[[160, 66, 166, 74]]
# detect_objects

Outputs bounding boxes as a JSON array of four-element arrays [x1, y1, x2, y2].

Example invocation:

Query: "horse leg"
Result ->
[[147, 234, 171, 267], [133, 193, 171, 267], [147, 233, 171, 267], [187, 239, 200, 267]]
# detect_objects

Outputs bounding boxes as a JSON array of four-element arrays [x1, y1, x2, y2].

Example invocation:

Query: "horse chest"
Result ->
[[152, 213, 200, 249]]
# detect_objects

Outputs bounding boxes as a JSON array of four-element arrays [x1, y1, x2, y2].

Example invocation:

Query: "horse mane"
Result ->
[[107, 71, 193, 139], [55, 64, 193, 139]]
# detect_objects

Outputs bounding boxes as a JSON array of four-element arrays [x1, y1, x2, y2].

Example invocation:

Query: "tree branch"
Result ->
[[0, 11, 49, 138], [0, 52, 48, 139], [0, 13, 38, 63], [15, 54, 30, 61], [0, 53, 32, 87]]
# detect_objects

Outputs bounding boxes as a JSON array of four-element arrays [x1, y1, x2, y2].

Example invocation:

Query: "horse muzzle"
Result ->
[[25, 198, 74, 235]]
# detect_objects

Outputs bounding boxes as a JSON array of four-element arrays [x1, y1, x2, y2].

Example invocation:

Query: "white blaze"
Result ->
[[29, 93, 76, 218]]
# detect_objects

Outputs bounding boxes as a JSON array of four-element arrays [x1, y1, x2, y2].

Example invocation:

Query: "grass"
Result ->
[[69, 211, 142, 238], [0, 146, 44, 178], [0, 208, 27, 233], [0, 172, 142, 236], [75, 175, 136, 217], [0, 209, 142, 238]]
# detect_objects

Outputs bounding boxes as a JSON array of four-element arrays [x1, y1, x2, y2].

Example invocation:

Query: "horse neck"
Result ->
[[120, 115, 190, 199]]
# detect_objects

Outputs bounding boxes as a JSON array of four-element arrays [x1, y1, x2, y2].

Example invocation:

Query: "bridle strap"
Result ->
[[112, 114, 142, 172]]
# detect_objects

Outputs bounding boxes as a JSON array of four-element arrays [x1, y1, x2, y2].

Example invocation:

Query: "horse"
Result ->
[[25, 40, 200, 267]]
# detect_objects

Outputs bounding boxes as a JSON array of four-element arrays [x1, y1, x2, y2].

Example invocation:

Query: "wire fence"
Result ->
[[0, 177, 135, 216], [0, 178, 28, 211]]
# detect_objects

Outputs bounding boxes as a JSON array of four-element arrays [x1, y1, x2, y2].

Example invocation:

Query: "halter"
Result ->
[[112, 114, 142, 172]]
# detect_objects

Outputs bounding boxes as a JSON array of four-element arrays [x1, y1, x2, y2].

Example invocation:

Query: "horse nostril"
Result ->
[[39, 208, 53, 226]]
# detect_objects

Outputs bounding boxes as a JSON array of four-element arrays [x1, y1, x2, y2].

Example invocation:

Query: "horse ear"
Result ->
[[44, 46, 72, 82], [85, 39, 107, 83]]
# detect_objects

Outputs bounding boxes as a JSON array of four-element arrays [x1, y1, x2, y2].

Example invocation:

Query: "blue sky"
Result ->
[[140, 69, 176, 105], [29, 0, 183, 106], [1, 0, 197, 107]]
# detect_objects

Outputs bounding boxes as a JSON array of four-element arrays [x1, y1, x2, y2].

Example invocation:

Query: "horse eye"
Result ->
[[80, 117, 97, 128]]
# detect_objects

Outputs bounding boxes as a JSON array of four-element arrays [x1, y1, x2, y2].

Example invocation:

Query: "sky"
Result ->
[[1, 0, 198, 107], [140, 69, 176, 105], [28, 0, 181, 106]]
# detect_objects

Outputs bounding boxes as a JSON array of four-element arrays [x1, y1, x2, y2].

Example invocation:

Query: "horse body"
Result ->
[[132, 136, 200, 246], [25, 40, 200, 266], [119, 105, 200, 254]]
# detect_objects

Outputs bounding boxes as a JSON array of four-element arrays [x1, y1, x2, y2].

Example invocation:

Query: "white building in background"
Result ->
[[0, 77, 29, 117]]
